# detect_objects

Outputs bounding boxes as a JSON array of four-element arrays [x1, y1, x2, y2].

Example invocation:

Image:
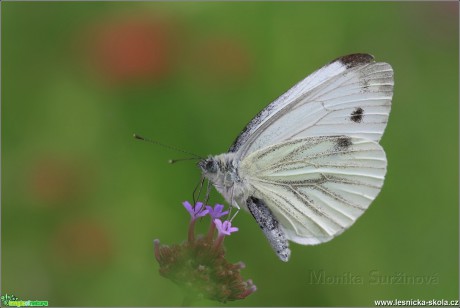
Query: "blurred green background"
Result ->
[[2, 1, 458, 306]]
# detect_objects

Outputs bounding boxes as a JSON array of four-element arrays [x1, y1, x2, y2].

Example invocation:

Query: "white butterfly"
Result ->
[[198, 54, 394, 261]]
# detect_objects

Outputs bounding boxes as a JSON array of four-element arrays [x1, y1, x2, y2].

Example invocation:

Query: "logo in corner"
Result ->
[[0, 293, 48, 307], [1, 294, 19, 306]]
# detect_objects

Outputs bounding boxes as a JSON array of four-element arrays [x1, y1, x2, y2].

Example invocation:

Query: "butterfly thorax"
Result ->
[[198, 153, 250, 209]]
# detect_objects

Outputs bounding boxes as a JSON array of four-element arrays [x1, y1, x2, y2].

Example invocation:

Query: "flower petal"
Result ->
[[194, 202, 204, 213], [207, 203, 229, 219], [183, 201, 194, 216], [184, 201, 209, 220], [196, 208, 209, 218], [214, 218, 223, 231], [214, 219, 238, 236]]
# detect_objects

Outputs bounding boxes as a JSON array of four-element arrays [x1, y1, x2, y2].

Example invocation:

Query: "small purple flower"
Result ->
[[214, 219, 239, 236], [183, 201, 209, 221], [205, 204, 229, 220], [154, 201, 255, 303]]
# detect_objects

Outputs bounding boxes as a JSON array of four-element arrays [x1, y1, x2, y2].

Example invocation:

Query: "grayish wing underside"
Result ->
[[246, 197, 291, 262], [240, 136, 387, 245], [229, 54, 394, 160]]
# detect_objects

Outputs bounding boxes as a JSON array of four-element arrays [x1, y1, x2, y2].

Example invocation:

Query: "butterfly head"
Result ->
[[198, 157, 218, 174]]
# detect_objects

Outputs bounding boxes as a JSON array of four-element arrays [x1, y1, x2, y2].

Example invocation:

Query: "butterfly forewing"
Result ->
[[240, 136, 386, 245], [230, 54, 393, 159]]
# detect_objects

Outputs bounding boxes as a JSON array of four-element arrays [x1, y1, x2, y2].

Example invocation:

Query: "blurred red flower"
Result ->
[[194, 37, 253, 83], [52, 219, 113, 268], [27, 157, 87, 206], [83, 14, 178, 84]]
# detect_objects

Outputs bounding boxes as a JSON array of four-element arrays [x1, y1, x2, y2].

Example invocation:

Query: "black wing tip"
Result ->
[[333, 53, 375, 68]]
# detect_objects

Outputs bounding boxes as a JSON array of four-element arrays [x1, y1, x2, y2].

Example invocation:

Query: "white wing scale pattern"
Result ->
[[230, 54, 393, 159], [240, 136, 386, 245]]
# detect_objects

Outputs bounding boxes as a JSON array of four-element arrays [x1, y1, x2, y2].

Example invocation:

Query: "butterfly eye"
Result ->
[[205, 159, 218, 173], [198, 158, 218, 173]]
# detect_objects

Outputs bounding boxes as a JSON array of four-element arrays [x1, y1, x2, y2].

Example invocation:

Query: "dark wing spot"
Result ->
[[334, 53, 374, 68], [350, 107, 364, 123], [336, 136, 352, 149]]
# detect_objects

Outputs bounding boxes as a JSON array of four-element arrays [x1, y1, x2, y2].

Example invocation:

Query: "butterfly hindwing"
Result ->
[[240, 136, 386, 245]]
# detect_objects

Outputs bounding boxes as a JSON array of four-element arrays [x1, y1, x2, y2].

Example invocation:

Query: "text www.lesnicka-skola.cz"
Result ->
[[374, 299, 459, 306]]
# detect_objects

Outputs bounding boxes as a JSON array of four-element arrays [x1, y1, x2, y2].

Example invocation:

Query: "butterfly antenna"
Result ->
[[133, 134, 203, 159], [168, 157, 200, 164]]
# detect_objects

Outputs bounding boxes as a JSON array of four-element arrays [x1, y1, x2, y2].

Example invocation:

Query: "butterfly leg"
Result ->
[[192, 176, 205, 205], [226, 185, 239, 220], [229, 207, 240, 222], [246, 196, 291, 262], [204, 180, 212, 205]]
